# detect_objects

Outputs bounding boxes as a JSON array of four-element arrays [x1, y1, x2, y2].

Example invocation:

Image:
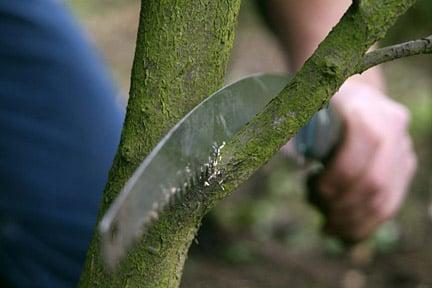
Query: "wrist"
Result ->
[[331, 77, 387, 109]]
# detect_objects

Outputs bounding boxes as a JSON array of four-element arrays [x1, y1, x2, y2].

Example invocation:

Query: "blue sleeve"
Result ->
[[0, 1, 124, 287]]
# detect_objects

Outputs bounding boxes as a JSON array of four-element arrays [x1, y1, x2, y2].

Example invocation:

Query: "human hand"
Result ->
[[310, 81, 417, 243]]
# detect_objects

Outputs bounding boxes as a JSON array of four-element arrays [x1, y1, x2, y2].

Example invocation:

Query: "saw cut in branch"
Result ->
[[214, 0, 417, 200], [80, 1, 423, 287], [79, 1, 242, 287], [361, 35, 432, 72]]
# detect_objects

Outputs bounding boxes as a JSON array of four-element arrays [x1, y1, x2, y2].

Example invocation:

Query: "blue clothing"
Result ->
[[0, 1, 123, 287]]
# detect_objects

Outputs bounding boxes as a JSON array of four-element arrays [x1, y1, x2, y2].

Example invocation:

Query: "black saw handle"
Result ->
[[294, 106, 358, 245]]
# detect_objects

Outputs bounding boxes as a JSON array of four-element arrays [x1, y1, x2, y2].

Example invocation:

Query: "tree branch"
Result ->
[[361, 35, 432, 72], [213, 0, 417, 205], [114, 1, 418, 286], [79, 1, 241, 287], [81, 0, 422, 287]]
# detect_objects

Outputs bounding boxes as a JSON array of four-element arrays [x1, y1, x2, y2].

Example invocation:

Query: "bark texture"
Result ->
[[216, 0, 418, 199], [79, 0, 426, 287], [362, 34, 432, 71], [79, 1, 241, 287]]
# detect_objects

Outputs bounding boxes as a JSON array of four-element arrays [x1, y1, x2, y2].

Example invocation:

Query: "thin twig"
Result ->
[[361, 35, 432, 72]]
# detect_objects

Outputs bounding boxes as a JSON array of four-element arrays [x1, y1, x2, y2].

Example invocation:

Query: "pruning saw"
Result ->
[[99, 74, 341, 268]]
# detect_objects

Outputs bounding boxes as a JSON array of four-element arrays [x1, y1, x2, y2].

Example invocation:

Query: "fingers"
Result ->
[[318, 106, 380, 199], [310, 82, 417, 242]]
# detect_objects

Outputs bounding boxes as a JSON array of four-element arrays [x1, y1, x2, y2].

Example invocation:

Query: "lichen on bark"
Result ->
[[217, 0, 418, 194], [79, 1, 241, 287], [79, 0, 423, 287]]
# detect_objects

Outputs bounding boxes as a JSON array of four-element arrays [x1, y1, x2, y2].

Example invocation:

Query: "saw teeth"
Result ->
[[147, 141, 225, 225]]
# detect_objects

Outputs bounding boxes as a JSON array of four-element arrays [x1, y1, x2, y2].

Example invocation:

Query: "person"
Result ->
[[0, 0, 416, 287], [0, 1, 123, 287], [262, 0, 417, 242]]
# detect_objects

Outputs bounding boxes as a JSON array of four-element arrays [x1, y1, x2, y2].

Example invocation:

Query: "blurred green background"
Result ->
[[69, 1, 432, 287]]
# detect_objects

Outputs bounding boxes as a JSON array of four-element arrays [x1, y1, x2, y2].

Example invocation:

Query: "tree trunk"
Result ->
[[79, 1, 241, 287], [79, 0, 428, 287]]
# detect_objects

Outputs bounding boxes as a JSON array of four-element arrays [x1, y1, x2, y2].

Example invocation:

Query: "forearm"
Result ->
[[262, 0, 416, 242], [262, 0, 386, 91]]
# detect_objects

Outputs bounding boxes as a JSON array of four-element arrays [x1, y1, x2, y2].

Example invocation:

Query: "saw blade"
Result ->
[[99, 74, 289, 267]]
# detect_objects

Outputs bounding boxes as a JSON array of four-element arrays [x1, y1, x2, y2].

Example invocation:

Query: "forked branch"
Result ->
[[80, 1, 426, 287], [361, 35, 432, 72]]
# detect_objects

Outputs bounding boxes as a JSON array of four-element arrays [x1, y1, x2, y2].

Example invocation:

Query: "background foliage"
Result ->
[[70, 1, 432, 287]]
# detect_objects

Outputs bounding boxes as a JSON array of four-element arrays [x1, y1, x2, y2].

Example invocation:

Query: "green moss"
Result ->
[[79, 1, 241, 287], [216, 0, 418, 200], [80, 0, 418, 287]]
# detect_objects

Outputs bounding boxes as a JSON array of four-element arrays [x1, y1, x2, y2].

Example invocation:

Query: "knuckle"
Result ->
[[367, 175, 386, 193], [359, 124, 382, 148], [392, 105, 411, 130], [367, 128, 382, 146], [346, 109, 382, 145], [358, 116, 383, 145]]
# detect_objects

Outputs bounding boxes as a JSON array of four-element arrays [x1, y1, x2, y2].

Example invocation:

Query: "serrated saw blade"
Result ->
[[99, 74, 290, 268]]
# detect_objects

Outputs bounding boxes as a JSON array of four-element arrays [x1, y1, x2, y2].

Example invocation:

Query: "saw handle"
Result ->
[[294, 105, 342, 162], [294, 106, 360, 245], [295, 105, 342, 217]]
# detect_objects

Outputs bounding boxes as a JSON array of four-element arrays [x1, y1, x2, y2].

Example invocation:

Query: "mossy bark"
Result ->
[[216, 0, 418, 196], [79, 0, 420, 287], [79, 1, 241, 287], [361, 34, 432, 71]]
